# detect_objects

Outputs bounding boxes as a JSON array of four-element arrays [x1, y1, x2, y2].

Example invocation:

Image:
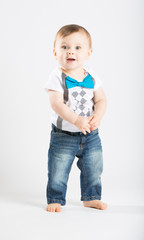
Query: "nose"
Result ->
[[67, 48, 74, 55], [68, 51, 74, 54]]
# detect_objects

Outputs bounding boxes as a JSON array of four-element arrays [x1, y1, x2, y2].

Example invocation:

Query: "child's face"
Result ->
[[53, 31, 92, 71]]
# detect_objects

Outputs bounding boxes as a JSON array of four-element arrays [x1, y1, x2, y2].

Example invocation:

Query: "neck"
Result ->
[[61, 67, 86, 80]]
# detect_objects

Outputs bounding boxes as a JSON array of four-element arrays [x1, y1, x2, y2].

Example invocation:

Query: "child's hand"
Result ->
[[88, 114, 101, 131], [74, 116, 91, 135]]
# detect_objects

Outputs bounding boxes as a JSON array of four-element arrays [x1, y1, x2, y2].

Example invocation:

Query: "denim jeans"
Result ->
[[46, 124, 103, 206]]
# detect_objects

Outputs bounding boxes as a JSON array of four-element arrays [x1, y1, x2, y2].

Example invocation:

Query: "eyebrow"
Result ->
[[60, 42, 82, 45]]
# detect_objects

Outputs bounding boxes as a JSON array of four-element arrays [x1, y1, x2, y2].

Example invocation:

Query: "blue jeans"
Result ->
[[46, 124, 103, 206]]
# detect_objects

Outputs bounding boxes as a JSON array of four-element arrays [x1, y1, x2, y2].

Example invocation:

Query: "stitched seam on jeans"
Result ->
[[49, 130, 54, 149], [83, 137, 87, 149], [79, 157, 86, 197], [81, 195, 101, 199], [47, 198, 65, 204]]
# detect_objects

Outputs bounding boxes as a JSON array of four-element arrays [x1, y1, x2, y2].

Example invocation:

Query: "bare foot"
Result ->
[[83, 200, 108, 210], [46, 203, 61, 213]]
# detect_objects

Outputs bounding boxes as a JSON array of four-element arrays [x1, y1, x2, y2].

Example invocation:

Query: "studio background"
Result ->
[[0, 0, 144, 207]]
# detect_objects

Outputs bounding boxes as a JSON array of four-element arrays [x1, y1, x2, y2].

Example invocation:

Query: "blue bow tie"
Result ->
[[65, 74, 94, 89]]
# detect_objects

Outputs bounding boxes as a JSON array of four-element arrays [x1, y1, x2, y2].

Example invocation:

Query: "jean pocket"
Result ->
[[90, 128, 98, 135]]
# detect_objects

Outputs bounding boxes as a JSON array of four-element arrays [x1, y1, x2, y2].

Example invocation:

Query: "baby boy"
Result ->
[[45, 24, 107, 212]]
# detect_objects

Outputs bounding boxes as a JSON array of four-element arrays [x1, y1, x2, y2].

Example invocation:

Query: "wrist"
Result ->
[[73, 114, 79, 125]]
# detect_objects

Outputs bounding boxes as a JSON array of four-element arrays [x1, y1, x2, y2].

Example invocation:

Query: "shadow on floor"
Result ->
[[1, 193, 144, 215]]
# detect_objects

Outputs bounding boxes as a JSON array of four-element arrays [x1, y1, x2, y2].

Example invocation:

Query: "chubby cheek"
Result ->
[[78, 55, 86, 63], [57, 54, 65, 63]]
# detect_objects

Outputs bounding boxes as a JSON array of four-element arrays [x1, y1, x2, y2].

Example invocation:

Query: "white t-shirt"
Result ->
[[44, 67, 102, 132]]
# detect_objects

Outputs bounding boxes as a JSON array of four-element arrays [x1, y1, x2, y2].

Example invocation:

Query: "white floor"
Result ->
[[0, 194, 144, 240]]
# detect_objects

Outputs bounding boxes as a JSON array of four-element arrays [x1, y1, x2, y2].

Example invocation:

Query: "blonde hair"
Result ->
[[54, 24, 92, 49]]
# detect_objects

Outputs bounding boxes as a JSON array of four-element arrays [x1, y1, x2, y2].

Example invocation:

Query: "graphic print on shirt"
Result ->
[[69, 87, 94, 117]]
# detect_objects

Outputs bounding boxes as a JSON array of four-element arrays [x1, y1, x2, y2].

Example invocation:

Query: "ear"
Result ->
[[53, 48, 57, 59], [87, 48, 93, 59]]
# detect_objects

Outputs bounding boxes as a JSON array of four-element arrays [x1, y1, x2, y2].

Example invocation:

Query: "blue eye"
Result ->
[[76, 46, 81, 50]]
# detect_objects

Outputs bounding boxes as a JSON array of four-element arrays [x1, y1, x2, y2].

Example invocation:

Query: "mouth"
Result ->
[[66, 58, 76, 62]]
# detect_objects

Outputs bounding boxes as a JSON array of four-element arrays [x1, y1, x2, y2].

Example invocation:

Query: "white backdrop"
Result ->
[[0, 0, 144, 206]]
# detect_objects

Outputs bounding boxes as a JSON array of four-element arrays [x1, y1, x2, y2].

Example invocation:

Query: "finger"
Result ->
[[90, 124, 98, 130], [86, 127, 91, 133], [81, 128, 86, 135], [91, 123, 97, 127], [90, 126, 97, 131], [90, 125, 94, 130], [93, 123, 98, 128], [90, 118, 97, 125], [87, 115, 94, 122]]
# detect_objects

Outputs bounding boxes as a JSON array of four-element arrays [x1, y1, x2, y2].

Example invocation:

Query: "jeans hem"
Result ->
[[81, 196, 101, 201], [47, 198, 66, 206]]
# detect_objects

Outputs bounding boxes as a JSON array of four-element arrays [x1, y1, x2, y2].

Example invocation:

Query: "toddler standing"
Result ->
[[44, 24, 107, 212]]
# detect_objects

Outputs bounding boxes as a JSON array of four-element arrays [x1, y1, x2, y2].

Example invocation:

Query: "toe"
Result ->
[[102, 203, 108, 210], [56, 207, 61, 212], [46, 206, 50, 212]]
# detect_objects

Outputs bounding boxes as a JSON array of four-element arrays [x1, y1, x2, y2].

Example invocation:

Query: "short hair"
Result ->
[[54, 24, 92, 49]]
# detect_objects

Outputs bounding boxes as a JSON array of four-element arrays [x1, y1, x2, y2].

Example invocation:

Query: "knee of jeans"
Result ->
[[49, 162, 70, 188], [87, 151, 103, 173], [87, 164, 103, 187]]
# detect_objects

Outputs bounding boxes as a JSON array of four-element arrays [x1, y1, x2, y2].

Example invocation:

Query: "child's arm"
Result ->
[[48, 90, 91, 134], [88, 87, 107, 130]]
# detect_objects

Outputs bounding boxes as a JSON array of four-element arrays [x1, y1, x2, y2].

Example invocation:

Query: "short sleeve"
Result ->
[[44, 68, 64, 93], [94, 73, 102, 91]]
